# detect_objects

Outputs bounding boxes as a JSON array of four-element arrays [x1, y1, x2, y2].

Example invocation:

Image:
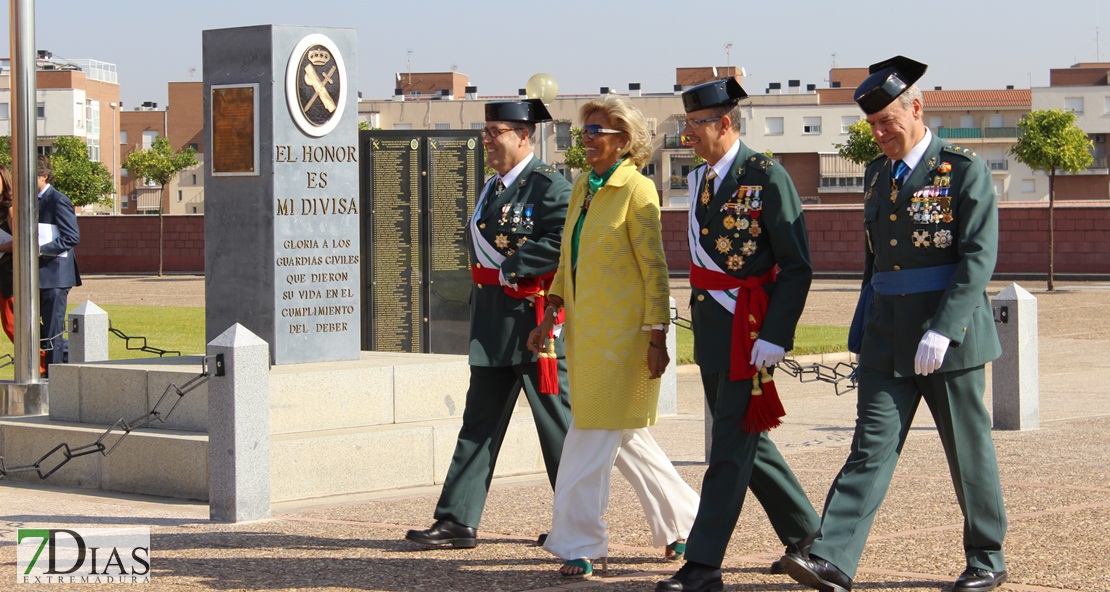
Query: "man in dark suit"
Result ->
[[405, 100, 573, 548], [782, 56, 1008, 592], [657, 79, 819, 592], [35, 156, 82, 376]]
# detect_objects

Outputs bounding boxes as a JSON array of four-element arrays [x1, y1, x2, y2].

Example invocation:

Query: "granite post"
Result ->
[[991, 283, 1040, 430], [203, 25, 360, 365], [208, 323, 271, 522], [68, 301, 109, 363]]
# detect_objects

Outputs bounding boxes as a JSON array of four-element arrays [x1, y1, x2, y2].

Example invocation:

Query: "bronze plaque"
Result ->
[[211, 85, 257, 174]]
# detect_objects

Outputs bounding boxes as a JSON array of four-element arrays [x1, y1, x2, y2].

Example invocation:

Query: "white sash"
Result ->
[[687, 167, 738, 313], [470, 178, 507, 269]]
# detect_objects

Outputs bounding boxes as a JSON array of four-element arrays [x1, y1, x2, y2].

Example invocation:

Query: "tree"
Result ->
[[835, 119, 881, 165], [49, 136, 116, 208], [1011, 109, 1093, 291], [0, 136, 10, 168], [562, 127, 588, 172], [122, 136, 198, 276]]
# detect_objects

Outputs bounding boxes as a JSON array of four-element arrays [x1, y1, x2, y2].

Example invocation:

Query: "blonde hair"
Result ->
[[579, 94, 653, 168]]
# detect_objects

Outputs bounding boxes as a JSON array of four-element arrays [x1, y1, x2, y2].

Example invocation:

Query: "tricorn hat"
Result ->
[[854, 55, 927, 114], [484, 99, 553, 123], [681, 77, 748, 113]]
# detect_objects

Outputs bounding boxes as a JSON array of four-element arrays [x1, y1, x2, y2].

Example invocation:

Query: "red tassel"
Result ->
[[741, 368, 786, 433], [538, 337, 560, 395]]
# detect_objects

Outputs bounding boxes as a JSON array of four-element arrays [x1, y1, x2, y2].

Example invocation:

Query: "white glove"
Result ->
[[498, 268, 518, 290], [750, 339, 785, 369], [914, 330, 951, 376]]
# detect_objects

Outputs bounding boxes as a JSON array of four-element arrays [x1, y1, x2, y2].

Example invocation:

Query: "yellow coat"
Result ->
[[549, 160, 670, 429]]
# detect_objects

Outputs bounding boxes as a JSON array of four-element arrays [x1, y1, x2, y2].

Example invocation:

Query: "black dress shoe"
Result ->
[[536, 532, 548, 546], [770, 533, 817, 574], [655, 561, 723, 592], [404, 519, 477, 549], [952, 567, 1007, 592], [781, 553, 852, 592]]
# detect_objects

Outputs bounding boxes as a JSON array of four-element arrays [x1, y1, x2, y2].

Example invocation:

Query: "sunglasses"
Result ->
[[582, 124, 622, 139]]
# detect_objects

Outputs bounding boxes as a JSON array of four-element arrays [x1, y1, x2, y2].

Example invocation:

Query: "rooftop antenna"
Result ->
[[725, 43, 733, 73], [1097, 4, 1102, 61], [406, 49, 413, 84], [831, 52, 838, 68]]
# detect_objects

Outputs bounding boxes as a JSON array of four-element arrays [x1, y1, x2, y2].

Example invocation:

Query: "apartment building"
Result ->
[[359, 66, 1044, 208], [119, 81, 205, 215], [1030, 62, 1110, 201], [0, 51, 120, 213]]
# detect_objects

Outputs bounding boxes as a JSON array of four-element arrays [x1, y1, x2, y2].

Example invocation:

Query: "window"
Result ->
[[188, 142, 199, 152], [928, 115, 944, 130], [738, 117, 746, 135], [36, 102, 45, 119], [433, 123, 450, 129], [178, 190, 183, 202], [409, 90, 422, 96], [988, 114, 1004, 127], [645, 117, 657, 137], [86, 138, 100, 161], [959, 114, 974, 128], [764, 117, 784, 135], [1104, 97, 1110, 113], [86, 100, 100, 135], [1064, 97, 1084, 114], [191, 174, 197, 185], [555, 121, 571, 150], [802, 117, 822, 134], [121, 168, 129, 177], [641, 162, 656, 177], [0, 103, 8, 120], [393, 123, 412, 130], [840, 115, 858, 133], [119, 130, 128, 144], [1021, 179, 1035, 193], [470, 122, 484, 130], [141, 130, 157, 150]]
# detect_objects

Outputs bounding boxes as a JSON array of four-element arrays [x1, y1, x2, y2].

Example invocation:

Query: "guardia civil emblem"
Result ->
[[286, 34, 348, 137]]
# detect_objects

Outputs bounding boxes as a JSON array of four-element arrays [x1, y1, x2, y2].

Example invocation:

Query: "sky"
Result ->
[[4, 0, 1110, 109]]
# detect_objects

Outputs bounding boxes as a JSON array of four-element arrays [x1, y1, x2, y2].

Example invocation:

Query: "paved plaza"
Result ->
[[1, 276, 1108, 591]]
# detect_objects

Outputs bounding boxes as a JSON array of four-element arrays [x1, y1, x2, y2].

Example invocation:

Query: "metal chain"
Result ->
[[0, 356, 214, 481], [671, 309, 858, 395], [108, 320, 182, 357]]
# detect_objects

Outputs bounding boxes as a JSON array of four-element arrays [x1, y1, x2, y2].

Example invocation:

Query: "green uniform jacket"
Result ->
[[859, 135, 1002, 376], [689, 143, 812, 372], [466, 157, 571, 367]]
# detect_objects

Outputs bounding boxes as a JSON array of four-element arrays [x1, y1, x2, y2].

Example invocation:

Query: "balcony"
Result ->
[[664, 134, 688, 149], [936, 127, 1020, 141], [987, 160, 1008, 171], [669, 176, 689, 190]]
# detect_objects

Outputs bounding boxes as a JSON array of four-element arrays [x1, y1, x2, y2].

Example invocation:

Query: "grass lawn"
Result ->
[[0, 305, 848, 379], [0, 305, 206, 381]]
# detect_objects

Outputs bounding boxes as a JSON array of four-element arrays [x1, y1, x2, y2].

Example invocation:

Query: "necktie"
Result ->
[[494, 178, 506, 196], [484, 177, 506, 216], [700, 169, 718, 206], [892, 160, 909, 186]]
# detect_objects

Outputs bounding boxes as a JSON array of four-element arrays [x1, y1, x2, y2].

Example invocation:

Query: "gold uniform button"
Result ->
[[697, 294, 705, 302], [893, 265, 901, 271], [510, 272, 517, 277], [476, 262, 482, 268], [528, 302, 534, 307], [890, 239, 898, 246], [701, 228, 709, 235], [889, 214, 897, 221], [511, 227, 517, 232], [477, 284, 483, 289], [479, 223, 486, 229]]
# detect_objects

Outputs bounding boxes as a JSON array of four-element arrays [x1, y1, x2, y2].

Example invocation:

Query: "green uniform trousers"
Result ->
[[434, 361, 572, 529], [810, 365, 1007, 578], [685, 370, 821, 568]]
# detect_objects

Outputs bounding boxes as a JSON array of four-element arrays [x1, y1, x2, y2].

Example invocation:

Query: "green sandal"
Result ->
[[666, 540, 686, 561], [559, 558, 593, 580]]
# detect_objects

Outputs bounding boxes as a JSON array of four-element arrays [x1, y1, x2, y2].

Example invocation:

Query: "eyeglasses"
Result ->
[[581, 124, 622, 140], [683, 116, 722, 129], [481, 126, 522, 139]]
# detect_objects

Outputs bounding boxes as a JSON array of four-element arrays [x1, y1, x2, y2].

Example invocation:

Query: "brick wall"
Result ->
[[663, 201, 1110, 276], [74, 203, 1110, 277], [76, 215, 204, 273]]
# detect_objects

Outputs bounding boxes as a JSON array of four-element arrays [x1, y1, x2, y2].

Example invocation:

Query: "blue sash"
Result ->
[[847, 264, 958, 353]]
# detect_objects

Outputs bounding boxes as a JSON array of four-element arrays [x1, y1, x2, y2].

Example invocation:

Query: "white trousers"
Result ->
[[543, 422, 700, 560]]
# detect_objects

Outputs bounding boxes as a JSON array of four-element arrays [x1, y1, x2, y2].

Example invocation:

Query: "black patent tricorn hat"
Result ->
[[484, 99, 553, 123], [854, 55, 927, 114], [681, 77, 748, 113]]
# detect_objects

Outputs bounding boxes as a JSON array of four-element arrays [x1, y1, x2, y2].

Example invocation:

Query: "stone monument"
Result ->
[[203, 25, 359, 364]]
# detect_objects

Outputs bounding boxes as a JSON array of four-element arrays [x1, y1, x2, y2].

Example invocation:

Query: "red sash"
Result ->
[[689, 264, 785, 433], [471, 266, 561, 394]]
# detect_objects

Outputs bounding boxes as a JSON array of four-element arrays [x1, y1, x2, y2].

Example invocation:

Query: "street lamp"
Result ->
[[525, 73, 558, 163]]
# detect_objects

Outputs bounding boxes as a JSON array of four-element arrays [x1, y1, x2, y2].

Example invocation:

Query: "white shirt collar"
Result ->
[[900, 128, 933, 172], [38, 183, 50, 198], [498, 152, 534, 189], [709, 140, 742, 185]]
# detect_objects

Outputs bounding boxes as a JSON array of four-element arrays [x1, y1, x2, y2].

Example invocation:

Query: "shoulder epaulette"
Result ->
[[746, 153, 777, 171], [942, 144, 977, 158]]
